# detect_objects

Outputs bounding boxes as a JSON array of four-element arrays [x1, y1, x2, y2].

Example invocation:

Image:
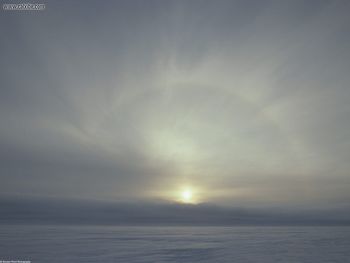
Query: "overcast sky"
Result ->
[[1, 0, 350, 213]]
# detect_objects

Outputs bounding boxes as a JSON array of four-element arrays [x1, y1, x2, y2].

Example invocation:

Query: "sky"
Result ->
[[1, 0, 350, 223]]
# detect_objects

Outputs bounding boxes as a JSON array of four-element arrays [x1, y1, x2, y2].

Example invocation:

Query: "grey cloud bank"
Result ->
[[1, 197, 349, 226]]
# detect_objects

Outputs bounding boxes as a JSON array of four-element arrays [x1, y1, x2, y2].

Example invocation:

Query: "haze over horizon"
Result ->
[[1, 0, 350, 224]]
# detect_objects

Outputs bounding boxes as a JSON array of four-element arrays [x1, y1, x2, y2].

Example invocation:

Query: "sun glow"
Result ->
[[180, 188, 193, 203]]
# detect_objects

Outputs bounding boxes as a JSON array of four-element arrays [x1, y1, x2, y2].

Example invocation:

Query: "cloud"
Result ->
[[1, 196, 349, 226], [0, 0, 350, 209]]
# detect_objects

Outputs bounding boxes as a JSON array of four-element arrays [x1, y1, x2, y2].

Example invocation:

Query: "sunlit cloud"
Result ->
[[1, 0, 350, 211]]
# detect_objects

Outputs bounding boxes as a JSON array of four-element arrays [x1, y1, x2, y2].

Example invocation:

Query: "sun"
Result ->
[[180, 189, 193, 203]]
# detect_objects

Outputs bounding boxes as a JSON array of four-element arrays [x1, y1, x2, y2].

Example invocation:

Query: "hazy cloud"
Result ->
[[1, 0, 350, 213]]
